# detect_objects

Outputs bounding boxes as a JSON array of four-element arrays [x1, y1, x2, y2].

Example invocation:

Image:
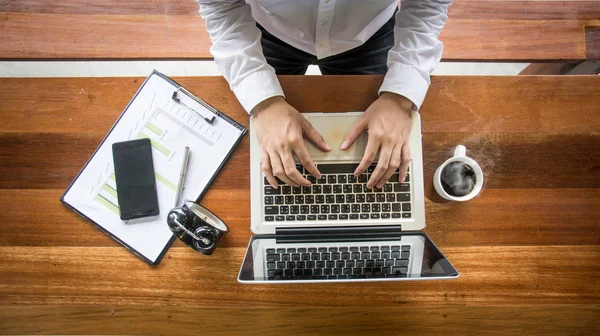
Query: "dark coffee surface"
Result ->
[[440, 161, 476, 197]]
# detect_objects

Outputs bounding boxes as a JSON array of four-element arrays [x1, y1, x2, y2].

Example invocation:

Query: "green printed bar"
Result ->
[[101, 184, 118, 198], [138, 133, 171, 156], [109, 174, 116, 181], [146, 122, 164, 136], [95, 195, 120, 215], [155, 173, 177, 191]]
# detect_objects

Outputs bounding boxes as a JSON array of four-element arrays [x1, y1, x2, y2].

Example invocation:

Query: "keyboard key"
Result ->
[[301, 205, 310, 214], [382, 203, 391, 212], [282, 186, 291, 194], [308, 215, 317, 220], [311, 253, 320, 260], [292, 186, 302, 194], [312, 185, 322, 194], [277, 262, 286, 269], [386, 194, 395, 203], [358, 174, 368, 183], [302, 253, 310, 261], [391, 251, 401, 259], [372, 204, 380, 212], [345, 194, 355, 203], [326, 260, 335, 268], [351, 252, 361, 259], [353, 184, 362, 193], [381, 213, 390, 218], [401, 245, 410, 251], [264, 196, 273, 205], [310, 205, 320, 213], [287, 248, 296, 253], [295, 195, 305, 204], [350, 214, 359, 219], [402, 203, 411, 212], [366, 259, 375, 267], [264, 186, 281, 195], [331, 204, 340, 213], [389, 174, 399, 183], [396, 193, 410, 202], [377, 194, 386, 202], [282, 254, 291, 261], [361, 204, 371, 212], [374, 186, 383, 193], [375, 259, 385, 267], [321, 205, 330, 213], [356, 260, 365, 268], [332, 253, 341, 260], [392, 266, 408, 275], [302, 186, 312, 194], [297, 215, 306, 221], [348, 175, 357, 183], [341, 252, 351, 260], [318, 214, 327, 220], [392, 203, 401, 212], [305, 195, 315, 204], [319, 163, 358, 174], [333, 185, 343, 193], [314, 269, 322, 275], [266, 254, 280, 262], [370, 213, 380, 219], [328, 214, 338, 220], [382, 251, 390, 259], [316, 195, 325, 204], [335, 195, 345, 203], [265, 206, 279, 215], [324, 268, 333, 275], [339, 214, 348, 219], [326, 195, 335, 203], [280, 206, 289, 214], [361, 252, 370, 259], [366, 194, 375, 203], [275, 196, 284, 204], [286, 215, 295, 221], [267, 262, 275, 269], [285, 196, 294, 204], [392, 213, 401, 218], [328, 175, 337, 184], [341, 204, 351, 213], [323, 185, 332, 193], [395, 259, 409, 266], [385, 259, 394, 266], [307, 176, 316, 184], [384, 184, 392, 192], [317, 175, 327, 184], [297, 261, 306, 269], [343, 184, 352, 193], [298, 248, 307, 253], [356, 194, 366, 203], [402, 213, 411, 218], [338, 175, 347, 183], [275, 215, 285, 221], [336, 260, 345, 268], [334, 268, 342, 275], [401, 251, 410, 258]]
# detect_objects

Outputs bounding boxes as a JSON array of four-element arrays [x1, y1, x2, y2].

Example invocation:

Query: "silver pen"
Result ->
[[174, 146, 191, 207]]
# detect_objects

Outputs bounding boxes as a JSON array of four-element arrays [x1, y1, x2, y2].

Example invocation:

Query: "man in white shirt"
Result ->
[[198, 0, 451, 190]]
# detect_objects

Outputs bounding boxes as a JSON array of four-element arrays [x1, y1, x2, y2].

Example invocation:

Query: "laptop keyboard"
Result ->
[[263, 163, 411, 222], [265, 244, 411, 280]]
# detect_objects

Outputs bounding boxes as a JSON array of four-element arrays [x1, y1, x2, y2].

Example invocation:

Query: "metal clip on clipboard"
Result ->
[[171, 87, 218, 124]]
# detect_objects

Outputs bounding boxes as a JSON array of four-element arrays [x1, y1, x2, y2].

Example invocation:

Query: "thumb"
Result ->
[[340, 119, 367, 150], [302, 120, 331, 152]]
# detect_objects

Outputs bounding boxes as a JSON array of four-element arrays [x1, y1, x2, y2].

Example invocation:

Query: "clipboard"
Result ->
[[60, 70, 247, 265]]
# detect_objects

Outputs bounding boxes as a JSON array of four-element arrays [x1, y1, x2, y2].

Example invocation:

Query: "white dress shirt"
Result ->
[[197, 0, 451, 113]]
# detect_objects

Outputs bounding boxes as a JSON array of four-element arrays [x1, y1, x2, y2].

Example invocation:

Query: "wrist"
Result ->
[[252, 96, 285, 116], [380, 92, 413, 112]]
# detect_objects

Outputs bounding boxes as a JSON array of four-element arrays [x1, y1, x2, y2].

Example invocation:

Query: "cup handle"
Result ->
[[453, 145, 467, 157]]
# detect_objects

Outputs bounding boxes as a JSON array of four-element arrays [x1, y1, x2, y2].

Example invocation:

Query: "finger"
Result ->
[[377, 144, 402, 188], [302, 119, 331, 152], [293, 142, 322, 179], [269, 152, 297, 187], [340, 118, 367, 150], [368, 141, 393, 189], [398, 143, 411, 183], [279, 151, 311, 186], [261, 151, 278, 188], [354, 133, 381, 176]]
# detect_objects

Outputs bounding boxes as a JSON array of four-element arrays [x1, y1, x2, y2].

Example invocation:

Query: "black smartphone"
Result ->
[[112, 138, 159, 220]]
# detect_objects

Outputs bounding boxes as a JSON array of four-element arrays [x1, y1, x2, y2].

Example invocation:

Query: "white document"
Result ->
[[62, 72, 245, 264]]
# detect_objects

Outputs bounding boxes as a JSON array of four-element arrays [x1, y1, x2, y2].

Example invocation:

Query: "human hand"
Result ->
[[253, 96, 331, 188], [340, 92, 413, 189]]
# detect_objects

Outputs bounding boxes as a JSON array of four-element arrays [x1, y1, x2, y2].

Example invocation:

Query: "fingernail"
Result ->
[[340, 141, 347, 150], [377, 184, 383, 189], [325, 143, 331, 151]]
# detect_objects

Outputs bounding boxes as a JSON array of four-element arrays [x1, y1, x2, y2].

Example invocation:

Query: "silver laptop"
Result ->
[[238, 111, 458, 283]]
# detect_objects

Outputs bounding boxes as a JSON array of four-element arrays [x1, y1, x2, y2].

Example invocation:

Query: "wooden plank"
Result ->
[[1, 76, 599, 134], [448, 1, 600, 21], [0, 12, 591, 60], [1, 189, 597, 248], [1, 131, 598, 190], [585, 25, 600, 59], [0, 246, 598, 307], [0, 0, 198, 15], [0, 304, 598, 336]]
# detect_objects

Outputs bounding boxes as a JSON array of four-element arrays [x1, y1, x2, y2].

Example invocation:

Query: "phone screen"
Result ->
[[112, 138, 159, 220]]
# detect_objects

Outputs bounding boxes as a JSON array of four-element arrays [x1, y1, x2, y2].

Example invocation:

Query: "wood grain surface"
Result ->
[[0, 75, 598, 335], [1, 0, 599, 60]]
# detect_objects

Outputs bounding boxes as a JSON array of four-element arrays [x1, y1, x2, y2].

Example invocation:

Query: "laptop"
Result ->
[[238, 111, 459, 283]]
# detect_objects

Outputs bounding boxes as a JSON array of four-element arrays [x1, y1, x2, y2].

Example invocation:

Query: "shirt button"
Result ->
[[297, 31, 305, 38], [325, 0, 331, 3], [319, 43, 325, 48], [321, 20, 328, 26]]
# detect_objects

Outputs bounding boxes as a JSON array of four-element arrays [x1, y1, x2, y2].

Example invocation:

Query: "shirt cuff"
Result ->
[[379, 63, 430, 111], [230, 70, 285, 113]]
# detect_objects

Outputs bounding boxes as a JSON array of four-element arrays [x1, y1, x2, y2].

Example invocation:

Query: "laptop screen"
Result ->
[[238, 232, 458, 283]]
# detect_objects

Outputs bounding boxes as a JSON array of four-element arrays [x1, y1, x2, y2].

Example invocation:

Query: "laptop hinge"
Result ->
[[275, 225, 402, 243]]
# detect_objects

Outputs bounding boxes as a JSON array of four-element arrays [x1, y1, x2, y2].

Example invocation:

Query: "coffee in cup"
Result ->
[[433, 145, 484, 201]]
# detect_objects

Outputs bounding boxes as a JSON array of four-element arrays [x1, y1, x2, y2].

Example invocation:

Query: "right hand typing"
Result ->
[[252, 96, 331, 188]]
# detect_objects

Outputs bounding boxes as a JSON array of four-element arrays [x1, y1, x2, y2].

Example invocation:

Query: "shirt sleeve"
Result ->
[[379, 0, 452, 110], [197, 1, 284, 113]]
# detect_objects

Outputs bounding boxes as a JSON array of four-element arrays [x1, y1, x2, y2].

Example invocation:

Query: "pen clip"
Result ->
[[172, 88, 217, 124]]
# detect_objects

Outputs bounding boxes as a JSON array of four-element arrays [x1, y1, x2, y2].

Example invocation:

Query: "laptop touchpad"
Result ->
[[303, 114, 367, 161]]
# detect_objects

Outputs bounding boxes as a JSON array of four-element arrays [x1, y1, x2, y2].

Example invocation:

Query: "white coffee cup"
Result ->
[[433, 145, 484, 201]]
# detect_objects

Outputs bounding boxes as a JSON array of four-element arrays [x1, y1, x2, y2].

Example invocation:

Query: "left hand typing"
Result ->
[[340, 92, 413, 189]]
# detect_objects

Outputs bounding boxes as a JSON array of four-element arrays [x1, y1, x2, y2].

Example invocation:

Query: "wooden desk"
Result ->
[[0, 76, 598, 335], [1, 0, 598, 61]]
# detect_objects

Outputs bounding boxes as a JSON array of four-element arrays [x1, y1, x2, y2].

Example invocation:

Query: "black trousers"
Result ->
[[258, 14, 395, 75]]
